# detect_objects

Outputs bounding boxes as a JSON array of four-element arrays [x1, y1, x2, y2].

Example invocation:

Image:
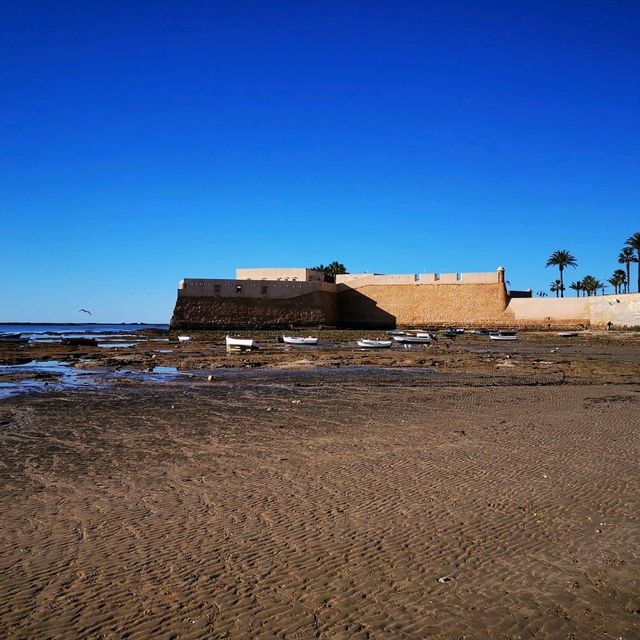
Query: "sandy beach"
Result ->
[[1, 331, 639, 638]]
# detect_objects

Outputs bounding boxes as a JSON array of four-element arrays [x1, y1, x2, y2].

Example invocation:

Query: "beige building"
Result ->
[[236, 268, 324, 282]]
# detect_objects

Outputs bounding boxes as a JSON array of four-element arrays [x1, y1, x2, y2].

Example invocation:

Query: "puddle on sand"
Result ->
[[152, 366, 178, 374], [0, 360, 105, 399]]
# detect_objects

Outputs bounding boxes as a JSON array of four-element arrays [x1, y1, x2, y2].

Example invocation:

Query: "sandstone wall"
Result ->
[[170, 275, 640, 330], [337, 282, 511, 328], [505, 297, 590, 329], [179, 278, 336, 299], [505, 294, 640, 329], [170, 290, 337, 329], [588, 293, 640, 328]]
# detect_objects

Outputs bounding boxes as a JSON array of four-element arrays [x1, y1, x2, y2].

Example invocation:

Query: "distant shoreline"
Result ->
[[0, 322, 167, 326]]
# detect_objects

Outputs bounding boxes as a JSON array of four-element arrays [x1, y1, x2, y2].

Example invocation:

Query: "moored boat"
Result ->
[[177, 335, 191, 342], [558, 331, 578, 338], [226, 335, 257, 349], [392, 334, 432, 344], [489, 330, 518, 341], [282, 336, 318, 345], [357, 339, 392, 349]]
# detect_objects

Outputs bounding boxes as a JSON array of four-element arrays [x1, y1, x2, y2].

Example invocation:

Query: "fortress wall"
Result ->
[[179, 278, 336, 300], [460, 272, 501, 283], [337, 282, 510, 328], [505, 294, 640, 328], [170, 272, 640, 330], [336, 274, 417, 285], [337, 271, 501, 286], [506, 298, 590, 327], [170, 290, 337, 329], [584, 293, 640, 328]]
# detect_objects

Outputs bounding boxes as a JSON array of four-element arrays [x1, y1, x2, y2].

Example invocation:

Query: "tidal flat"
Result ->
[[0, 331, 639, 638]]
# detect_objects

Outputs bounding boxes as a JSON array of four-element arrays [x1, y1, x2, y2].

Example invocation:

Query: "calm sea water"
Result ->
[[0, 323, 169, 337]]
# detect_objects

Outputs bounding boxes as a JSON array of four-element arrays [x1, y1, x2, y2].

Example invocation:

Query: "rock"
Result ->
[[207, 375, 215, 382]]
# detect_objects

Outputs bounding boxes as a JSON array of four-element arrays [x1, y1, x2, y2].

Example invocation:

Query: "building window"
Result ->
[[261, 285, 268, 294], [236, 285, 242, 293], [214, 284, 221, 293]]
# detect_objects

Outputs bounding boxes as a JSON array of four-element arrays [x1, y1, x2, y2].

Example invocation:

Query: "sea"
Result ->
[[0, 323, 169, 341]]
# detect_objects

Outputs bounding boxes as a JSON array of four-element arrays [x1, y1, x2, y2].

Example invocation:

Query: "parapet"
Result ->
[[336, 269, 504, 286]]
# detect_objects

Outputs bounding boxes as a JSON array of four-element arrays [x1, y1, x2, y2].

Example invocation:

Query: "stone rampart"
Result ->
[[506, 294, 640, 329], [179, 278, 336, 299], [170, 271, 640, 330], [337, 282, 511, 328], [171, 289, 337, 329]]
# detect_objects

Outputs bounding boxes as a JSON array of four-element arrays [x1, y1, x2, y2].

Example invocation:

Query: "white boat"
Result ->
[[357, 339, 393, 349], [226, 335, 257, 349], [282, 336, 318, 345], [489, 331, 518, 341], [392, 334, 432, 344], [177, 335, 191, 342]]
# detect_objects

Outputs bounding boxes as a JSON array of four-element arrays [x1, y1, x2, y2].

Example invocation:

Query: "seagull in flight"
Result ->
[[78, 309, 92, 316]]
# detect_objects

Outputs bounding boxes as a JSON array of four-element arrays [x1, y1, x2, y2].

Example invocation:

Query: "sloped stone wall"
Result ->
[[170, 290, 337, 329]]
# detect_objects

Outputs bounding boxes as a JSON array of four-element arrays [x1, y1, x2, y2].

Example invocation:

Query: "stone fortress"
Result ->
[[170, 267, 640, 330]]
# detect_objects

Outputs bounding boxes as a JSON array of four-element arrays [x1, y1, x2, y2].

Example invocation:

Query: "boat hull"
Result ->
[[282, 336, 318, 345], [226, 336, 256, 349], [392, 335, 432, 344], [357, 340, 392, 349]]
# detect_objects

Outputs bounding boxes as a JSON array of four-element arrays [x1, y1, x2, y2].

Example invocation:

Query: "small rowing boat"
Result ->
[[357, 339, 392, 349], [282, 336, 318, 345], [392, 334, 432, 344], [558, 331, 578, 338], [177, 336, 191, 342], [489, 330, 518, 341], [226, 335, 257, 349]]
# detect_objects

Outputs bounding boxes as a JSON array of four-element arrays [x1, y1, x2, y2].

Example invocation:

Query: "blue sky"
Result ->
[[2, 1, 639, 322]]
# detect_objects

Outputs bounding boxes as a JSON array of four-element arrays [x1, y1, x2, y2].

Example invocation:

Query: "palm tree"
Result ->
[[581, 275, 599, 297], [325, 261, 347, 283], [608, 271, 625, 294], [569, 281, 583, 297], [549, 279, 564, 297], [310, 261, 348, 283], [546, 250, 577, 298], [618, 247, 636, 294], [624, 233, 640, 292]]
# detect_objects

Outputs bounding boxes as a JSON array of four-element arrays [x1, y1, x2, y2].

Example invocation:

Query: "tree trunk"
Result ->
[[559, 267, 564, 298], [627, 264, 630, 293]]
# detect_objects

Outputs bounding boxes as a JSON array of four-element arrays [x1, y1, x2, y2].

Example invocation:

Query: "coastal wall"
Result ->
[[337, 282, 511, 328], [170, 279, 337, 329], [588, 293, 640, 328], [506, 294, 640, 329], [169, 272, 640, 330]]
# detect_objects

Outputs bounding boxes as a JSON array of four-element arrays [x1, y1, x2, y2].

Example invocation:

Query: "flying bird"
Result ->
[[78, 309, 92, 316]]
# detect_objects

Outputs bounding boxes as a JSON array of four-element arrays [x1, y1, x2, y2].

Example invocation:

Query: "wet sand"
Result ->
[[1, 332, 639, 638]]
